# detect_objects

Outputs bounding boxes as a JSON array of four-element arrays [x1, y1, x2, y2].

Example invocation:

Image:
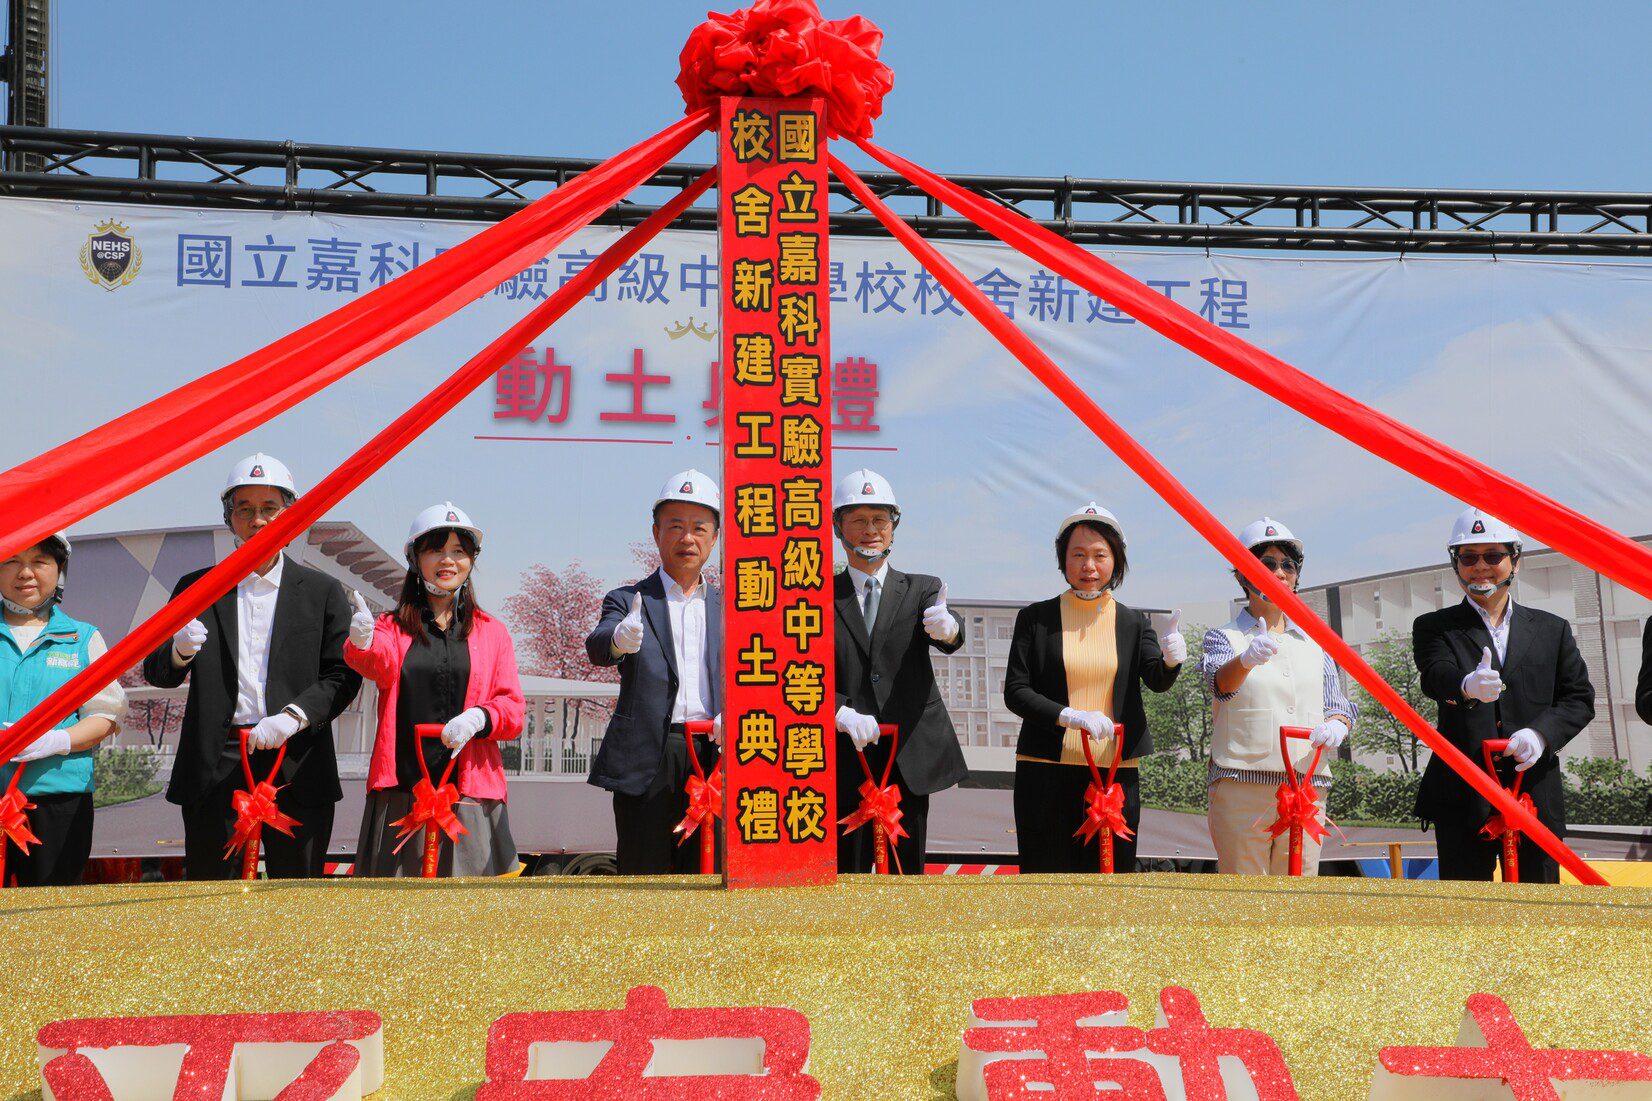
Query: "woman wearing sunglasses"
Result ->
[[1199, 518, 1357, 875], [1412, 508, 1593, 882]]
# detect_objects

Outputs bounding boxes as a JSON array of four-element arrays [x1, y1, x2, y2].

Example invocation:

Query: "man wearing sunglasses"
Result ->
[[1199, 518, 1357, 875], [1412, 508, 1594, 882]]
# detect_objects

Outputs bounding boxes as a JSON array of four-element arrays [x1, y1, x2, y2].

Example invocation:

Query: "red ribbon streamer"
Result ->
[[390, 777, 467, 854], [825, 152, 1608, 889], [0, 110, 712, 569], [851, 135, 1652, 604], [0, 170, 717, 771], [1075, 781, 1133, 845], [677, 0, 892, 137], [674, 771, 724, 843]]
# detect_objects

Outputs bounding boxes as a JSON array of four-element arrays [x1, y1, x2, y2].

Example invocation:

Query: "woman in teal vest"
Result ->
[[1, 533, 126, 886]]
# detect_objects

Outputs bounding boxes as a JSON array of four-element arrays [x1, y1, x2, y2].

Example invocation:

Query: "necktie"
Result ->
[[863, 577, 880, 634]]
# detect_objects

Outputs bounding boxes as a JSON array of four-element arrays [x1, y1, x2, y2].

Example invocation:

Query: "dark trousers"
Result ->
[[181, 768, 335, 880], [613, 731, 722, 875], [835, 732, 929, 874], [3, 791, 94, 887], [1434, 813, 1562, 884], [1014, 758, 1141, 874]]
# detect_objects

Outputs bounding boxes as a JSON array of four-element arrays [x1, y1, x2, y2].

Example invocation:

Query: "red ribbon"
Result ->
[[225, 781, 300, 860], [674, 770, 724, 843], [840, 779, 906, 842], [1267, 783, 1330, 846], [0, 774, 39, 855], [677, 0, 893, 138], [1482, 791, 1537, 843], [390, 777, 467, 855], [1074, 781, 1133, 844]]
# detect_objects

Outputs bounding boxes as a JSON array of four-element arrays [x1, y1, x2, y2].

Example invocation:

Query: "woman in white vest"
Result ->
[[1199, 518, 1356, 875]]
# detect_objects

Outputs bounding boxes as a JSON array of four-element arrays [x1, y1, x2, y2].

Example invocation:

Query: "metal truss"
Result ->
[[5, 125, 1652, 255]]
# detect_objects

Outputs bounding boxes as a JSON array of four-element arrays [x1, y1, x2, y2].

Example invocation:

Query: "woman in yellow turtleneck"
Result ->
[[1003, 504, 1186, 873]]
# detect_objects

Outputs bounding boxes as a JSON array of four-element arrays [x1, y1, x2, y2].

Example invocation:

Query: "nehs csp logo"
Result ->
[[79, 220, 142, 290]]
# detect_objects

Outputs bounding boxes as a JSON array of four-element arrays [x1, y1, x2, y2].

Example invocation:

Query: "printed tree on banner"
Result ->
[[118, 665, 183, 748], [505, 562, 617, 757]]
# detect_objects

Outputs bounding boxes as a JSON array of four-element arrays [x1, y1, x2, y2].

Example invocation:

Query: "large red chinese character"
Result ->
[[36, 1011, 384, 1100], [479, 984, 820, 1099], [831, 356, 879, 432], [600, 349, 674, 425], [1144, 987, 1297, 1101], [1371, 993, 1652, 1100], [959, 992, 1162, 1099], [495, 347, 572, 424]]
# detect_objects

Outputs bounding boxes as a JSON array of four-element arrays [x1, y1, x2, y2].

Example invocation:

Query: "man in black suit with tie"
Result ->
[[586, 470, 724, 875], [1412, 507, 1594, 883], [143, 453, 361, 879], [831, 468, 967, 874]]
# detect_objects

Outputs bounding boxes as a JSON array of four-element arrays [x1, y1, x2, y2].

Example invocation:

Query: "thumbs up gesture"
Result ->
[[612, 591, 646, 656], [348, 590, 375, 650], [1239, 615, 1282, 669], [922, 581, 960, 643], [1461, 646, 1505, 704], [1159, 608, 1188, 667]]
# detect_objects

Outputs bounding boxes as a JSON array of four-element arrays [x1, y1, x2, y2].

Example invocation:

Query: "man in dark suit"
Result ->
[[587, 469, 724, 875], [1412, 507, 1594, 883], [143, 453, 360, 879], [831, 468, 966, 874]]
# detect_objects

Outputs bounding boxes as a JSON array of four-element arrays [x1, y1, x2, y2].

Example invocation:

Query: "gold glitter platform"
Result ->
[[2, 874, 1648, 1099]]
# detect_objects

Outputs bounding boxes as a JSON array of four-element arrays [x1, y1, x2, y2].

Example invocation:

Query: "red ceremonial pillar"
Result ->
[[718, 97, 837, 888]]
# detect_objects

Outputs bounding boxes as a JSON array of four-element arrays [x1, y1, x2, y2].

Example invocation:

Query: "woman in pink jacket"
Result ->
[[344, 503, 524, 877]]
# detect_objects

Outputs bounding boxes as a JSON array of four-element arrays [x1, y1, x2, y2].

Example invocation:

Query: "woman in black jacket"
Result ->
[[1004, 504, 1185, 872]]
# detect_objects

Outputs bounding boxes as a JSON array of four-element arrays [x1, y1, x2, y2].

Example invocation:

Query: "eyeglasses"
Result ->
[[231, 505, 286, 522], [1257, 555, 1299, 576], [1454, 551, 1510, 567], [844, 517, 893, 532]]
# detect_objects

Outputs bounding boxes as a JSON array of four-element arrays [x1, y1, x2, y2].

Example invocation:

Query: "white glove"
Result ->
[[173, 618, 208, 662], [921, 582, 959, 643], [710, 714, 724, 747], [348, 589, 375, 650], [1238, 620, 1281, 669], [836, 705, 882, 751], [1461, 647, 1504, 704], [1308, 718, 1348, 750], [442, 707, 489, 751], [1059, 707, 1115, 741], [9, 727, 71, 763], [1504, 727, 1545, 772], [611, 592, 645, 656], [1159, 608, 1187, 667], [249, 711, 303, 750]]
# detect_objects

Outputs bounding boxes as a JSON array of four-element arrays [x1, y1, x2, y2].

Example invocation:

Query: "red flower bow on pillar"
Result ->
[[391, 776, 467, 854], [1074, 780, 1133, 845], [675, 769, 725, 843], [677, 0, 894, 138]]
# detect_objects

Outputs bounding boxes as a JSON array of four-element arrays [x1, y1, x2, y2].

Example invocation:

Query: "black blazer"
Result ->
[[833, 568, 967, 796], [1634, 617, 1652, 728], [585, 571, 723, 797], [1003, 596, 1180, 762], [1412, 599, 1594, 831], [143, 556, 361, 807]]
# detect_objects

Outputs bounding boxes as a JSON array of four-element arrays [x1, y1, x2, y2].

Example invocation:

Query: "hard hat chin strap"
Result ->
[[851, 544, 892, 562], [2, 591, 57, 617]]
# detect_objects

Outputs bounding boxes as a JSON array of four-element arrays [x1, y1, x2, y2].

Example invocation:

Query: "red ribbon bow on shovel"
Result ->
[[673, 721, 723, 875], [0, 768, 40, 887], [839, 724, 903, 873], [1267, 727, 1334, 876], [224, 730, 301, 868], [1073, 723, 1132, 873], [1478, 739, 1530, 882], [390, 725, 469, 857]]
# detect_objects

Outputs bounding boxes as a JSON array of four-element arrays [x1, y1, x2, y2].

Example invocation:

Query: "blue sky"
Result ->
[[36, 1, 1652, 191]]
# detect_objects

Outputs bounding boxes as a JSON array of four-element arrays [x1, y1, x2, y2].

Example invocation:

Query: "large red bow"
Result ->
[[225, 781, 300, 859], [0, 782, 39, 855], [391, 777, 467, 854], [1074, 781, 1133, 844], [1267, 783, 1330, 845], [839, 779, 907, 848], [674, 771, 724, 844], [1481, 791, 1537, 842], [677, 0, 894, 138]]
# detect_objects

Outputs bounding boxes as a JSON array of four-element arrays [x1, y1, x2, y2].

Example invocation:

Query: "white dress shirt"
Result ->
[[232, 556, 284, 726], [660, 569, 714, 724], [1469, 594, 1516, 665]]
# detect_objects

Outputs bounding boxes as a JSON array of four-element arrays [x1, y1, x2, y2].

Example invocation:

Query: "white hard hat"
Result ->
[[406, 502, 484, 558], [1057, 502, 1126, 549], [834, 468, 900, 518], [655, 469, 721, 517], [1238, 517, 1303, 560], [1448, 508, 1521, 553], [222, 453, 297, 503]]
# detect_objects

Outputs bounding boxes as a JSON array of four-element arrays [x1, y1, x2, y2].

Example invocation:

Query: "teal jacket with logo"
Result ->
[[0, 607, 107, 796]]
